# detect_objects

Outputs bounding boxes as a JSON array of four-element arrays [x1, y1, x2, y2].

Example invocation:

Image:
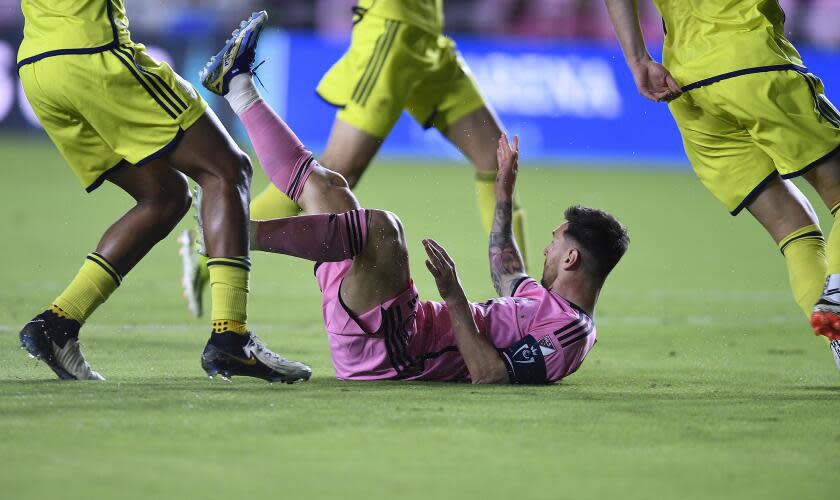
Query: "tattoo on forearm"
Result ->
[[489, 200, 525, 296]]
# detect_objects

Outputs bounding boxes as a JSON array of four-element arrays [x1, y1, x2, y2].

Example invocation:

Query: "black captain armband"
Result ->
[[498, 335, 547, 384]]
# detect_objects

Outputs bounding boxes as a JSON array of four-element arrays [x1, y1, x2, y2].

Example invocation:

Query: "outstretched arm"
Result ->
[[489, 134, 528, 297], [604, 0, 681, 102], [424, 239, 509, 384]]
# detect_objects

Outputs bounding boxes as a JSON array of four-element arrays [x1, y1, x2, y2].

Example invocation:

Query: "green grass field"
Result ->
[[1, 136, 838, 500]]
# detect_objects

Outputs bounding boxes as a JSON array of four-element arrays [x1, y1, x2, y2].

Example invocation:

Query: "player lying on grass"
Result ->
[[604, 0, 840, 368], [180, 3, 530, 318], [197, 37, 629, 382]]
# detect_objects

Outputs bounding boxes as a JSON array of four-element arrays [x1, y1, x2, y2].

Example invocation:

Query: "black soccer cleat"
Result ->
[[19, 310, 104, 380], [201, 330, 311, 383]]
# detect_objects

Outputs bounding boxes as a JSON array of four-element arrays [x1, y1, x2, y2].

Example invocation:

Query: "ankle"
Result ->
[[225, 74, 261, 115]]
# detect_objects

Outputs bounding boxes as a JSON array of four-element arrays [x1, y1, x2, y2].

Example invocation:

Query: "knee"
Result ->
[[306, 166, 350, 194], [142, 172, 191, 226], [209, 149, 253, 189], [368, 209, 406, 252], [323, 168, 350, 190]]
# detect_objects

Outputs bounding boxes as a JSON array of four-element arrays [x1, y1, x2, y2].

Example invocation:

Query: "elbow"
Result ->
[[470, 365, 510, 385]]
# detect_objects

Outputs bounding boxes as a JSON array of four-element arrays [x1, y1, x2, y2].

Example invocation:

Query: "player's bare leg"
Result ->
[[97, 162, 192, 273], [217, 64, 412, 314], [744, 175, 840, 368], [801, 156, 840, 353], [177, 11, 313, 382], [443, 106, 530, 268], [19, 160, 191, 381], [321, 118, 383, 189]]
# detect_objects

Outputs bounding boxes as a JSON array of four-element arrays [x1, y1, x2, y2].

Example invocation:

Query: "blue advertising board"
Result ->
[[2, 29, 838, 168], [241, 30, 840, 167]]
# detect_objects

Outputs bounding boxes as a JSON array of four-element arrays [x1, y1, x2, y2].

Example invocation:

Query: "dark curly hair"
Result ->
[[564, 205, 629, 283]]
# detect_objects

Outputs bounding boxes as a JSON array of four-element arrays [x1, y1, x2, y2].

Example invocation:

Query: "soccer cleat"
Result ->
[[178, 229, 207, 318], [831, 340, 840, 372], [199, 10, 268, 96], [201, 331, 312, 383], [810, 299, 840, 341], [19, 311, 105, 381]]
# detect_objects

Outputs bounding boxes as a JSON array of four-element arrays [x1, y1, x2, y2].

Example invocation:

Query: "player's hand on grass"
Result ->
[[495, 133, 519, 202], [629, 58, 682, 102], [423, 239, 466, 303]]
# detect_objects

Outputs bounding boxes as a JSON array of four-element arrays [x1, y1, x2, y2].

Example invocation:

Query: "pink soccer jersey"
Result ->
[[317, 261, 597, 384]]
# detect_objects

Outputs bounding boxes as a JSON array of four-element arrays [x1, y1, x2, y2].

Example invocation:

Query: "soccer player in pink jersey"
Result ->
[[198, 41, 629, 385]]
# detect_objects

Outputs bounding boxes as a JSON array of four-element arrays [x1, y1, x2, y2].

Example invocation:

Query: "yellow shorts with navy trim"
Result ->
[[316, 13, 486, 139], [669, 69, 840, 215], [19, 42, 207, 192]]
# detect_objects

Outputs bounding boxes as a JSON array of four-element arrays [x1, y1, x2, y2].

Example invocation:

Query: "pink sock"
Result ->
[[255, 209, 369, 261], [239, 100, 315, 202]]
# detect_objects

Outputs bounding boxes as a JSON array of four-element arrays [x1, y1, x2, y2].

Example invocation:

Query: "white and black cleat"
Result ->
[[19, 311, 104, 381], [201, 330, 311, 383]]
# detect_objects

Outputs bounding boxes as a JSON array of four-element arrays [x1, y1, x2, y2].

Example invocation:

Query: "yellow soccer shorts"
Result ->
[[669, 69, 840, 215], [316, 13, 486, 139], [19, 42, 207, 192]]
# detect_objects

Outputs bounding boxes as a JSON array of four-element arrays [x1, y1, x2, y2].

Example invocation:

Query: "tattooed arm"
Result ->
[[490, 134, 528, 297]]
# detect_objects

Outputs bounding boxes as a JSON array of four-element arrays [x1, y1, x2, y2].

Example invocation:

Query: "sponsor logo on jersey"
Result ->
[[538, 336, 556, 357]]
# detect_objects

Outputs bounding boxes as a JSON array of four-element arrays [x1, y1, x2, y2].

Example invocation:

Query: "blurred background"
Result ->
[[0, 0, 838, 165]]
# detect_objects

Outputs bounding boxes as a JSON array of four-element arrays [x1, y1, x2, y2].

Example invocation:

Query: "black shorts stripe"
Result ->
[[133, 56, 188, 111], [553, 317, 585, 338], [556, 320, 591, 342], [385, 307, 413, 374], [110, 49, 178, 119], [124, 45, 189, 111], [800, 72, 840, 128], [114, 46, 185, 115], [561, 329, 593, 348], [394, 307, 413, 371], [779, 230, 824, 254], [357, 21, 400, 106], [86, 254, 122, 285], [382, 309, 404, 375], [350, 20, 396, 103]]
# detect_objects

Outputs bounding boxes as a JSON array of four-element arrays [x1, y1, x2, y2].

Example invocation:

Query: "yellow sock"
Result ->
[[475, 171, 529, 270], [51, 253, 121, 324], [250, 183, 300, 220], [778, 224, 826, 317], [207, 257, 250, 334]]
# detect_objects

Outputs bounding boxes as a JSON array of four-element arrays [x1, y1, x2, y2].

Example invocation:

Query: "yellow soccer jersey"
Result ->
[[654, 0, 804, 87], [358, 0, 444, 35], [17, 0, 132, 68]]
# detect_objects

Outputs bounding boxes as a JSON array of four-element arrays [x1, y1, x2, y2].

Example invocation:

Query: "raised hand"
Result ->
[[423, 238, 464, 302], [495, 133, 519, 201]]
